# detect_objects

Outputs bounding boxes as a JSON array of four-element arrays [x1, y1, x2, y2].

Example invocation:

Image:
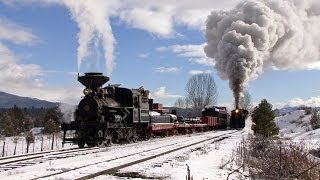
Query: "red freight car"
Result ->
[[202, 116, 218, 130]]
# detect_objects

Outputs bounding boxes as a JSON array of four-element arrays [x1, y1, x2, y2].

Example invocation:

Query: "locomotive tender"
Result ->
[[202, 106, 229, 129]]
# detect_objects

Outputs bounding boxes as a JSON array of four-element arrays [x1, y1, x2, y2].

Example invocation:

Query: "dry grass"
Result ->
[[233, 135, 320, 179]]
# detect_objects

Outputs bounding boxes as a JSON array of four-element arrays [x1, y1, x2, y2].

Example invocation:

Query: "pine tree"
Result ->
[[0, 106, 33, 136], [43, 108, 61, 134], [252, 99, 279, 137], [0, 113, 17, 136], [310, 110, 320, 130]]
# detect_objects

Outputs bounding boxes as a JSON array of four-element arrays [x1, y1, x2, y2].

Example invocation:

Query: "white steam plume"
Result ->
[[59, 103, 75, 123], [61, 0, 119, 76], [204, 0, 320, 107]]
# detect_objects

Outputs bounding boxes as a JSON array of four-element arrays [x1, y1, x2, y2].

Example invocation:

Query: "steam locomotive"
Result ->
[[61, 72, 161, 147], [229, 108, 248, 129]]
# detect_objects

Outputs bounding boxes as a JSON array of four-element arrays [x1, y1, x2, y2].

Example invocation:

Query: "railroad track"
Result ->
[[0, 130, 218, 172], [31, 130, 241, 180], [0, 147, 102, 172]]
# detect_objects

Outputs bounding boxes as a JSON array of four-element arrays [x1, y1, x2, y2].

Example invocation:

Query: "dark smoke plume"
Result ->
[[204, 0, 320, 107]]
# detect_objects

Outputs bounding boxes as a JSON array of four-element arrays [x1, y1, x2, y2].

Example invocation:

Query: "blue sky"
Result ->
[[0, 0, 319, 108]]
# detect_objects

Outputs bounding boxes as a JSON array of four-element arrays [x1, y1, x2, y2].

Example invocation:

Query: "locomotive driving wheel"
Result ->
[[96, 130, 105, 147], [104, 130, 113, 146], [130, 128, 138, 142], [76, 130, 85, 148], [78, 141, 85, 148]]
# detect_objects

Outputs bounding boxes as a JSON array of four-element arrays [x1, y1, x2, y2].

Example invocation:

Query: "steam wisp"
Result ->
[[62, 0, 118, 76], [204, 0, 320, 107]]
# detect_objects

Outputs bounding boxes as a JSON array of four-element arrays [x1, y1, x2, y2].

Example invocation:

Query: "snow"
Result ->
[[0, 130, 242, 180], [275, 110, 312, 136], [113, 131, 244, 180], [0, 134, 76, 157], [0, 108, 319, 179]]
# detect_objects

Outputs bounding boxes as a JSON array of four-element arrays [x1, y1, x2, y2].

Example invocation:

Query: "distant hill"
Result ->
[[0, 91, 59, 108]]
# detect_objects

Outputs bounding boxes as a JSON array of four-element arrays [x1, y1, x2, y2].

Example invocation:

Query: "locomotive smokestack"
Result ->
[[78, 72, 110, 90]]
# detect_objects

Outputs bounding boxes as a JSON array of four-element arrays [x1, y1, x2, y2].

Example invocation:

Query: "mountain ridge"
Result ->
[[0, 91, 59, 108]]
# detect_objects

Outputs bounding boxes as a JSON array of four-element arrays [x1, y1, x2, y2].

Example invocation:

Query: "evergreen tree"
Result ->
[[252, 99, 279, 137], [310, 110, 320, 130], [0, 105, 33, 136], [43, 108, 61, 134], [0, 113, 17, 136]]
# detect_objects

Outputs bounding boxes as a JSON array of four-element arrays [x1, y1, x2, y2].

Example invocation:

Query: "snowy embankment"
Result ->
[[275, 109, 320, 148]]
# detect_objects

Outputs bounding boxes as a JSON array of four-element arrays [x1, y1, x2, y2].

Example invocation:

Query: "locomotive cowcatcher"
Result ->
[[61, 72, 152, 148]]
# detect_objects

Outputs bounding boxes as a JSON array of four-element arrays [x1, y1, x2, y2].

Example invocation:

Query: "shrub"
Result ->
[[310, 110, 320, 130], [235, 136, 320, 179]]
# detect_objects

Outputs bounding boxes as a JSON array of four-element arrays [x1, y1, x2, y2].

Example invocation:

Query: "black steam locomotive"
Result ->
[[61, 72, 168, 148], [229, 108, 248, 129]]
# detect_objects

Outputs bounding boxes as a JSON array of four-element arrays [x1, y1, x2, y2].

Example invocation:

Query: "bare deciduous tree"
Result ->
[[239, 91, 253, 111], [174, 97, 185, 108], [185, 73, 218, 113]]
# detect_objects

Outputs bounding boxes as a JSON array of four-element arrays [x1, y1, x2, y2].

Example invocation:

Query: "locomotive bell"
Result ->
[[78, 72, 110, 91]]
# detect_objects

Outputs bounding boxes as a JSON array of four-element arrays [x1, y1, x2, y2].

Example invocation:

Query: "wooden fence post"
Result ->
[[41, 137, 43, 152], [51, 134, 54, 150], [2, 141, 5, 157], [13, 142, 17, 155]]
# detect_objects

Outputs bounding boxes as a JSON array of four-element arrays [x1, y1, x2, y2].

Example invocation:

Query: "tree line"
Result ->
[[0, 105, 62, 137]]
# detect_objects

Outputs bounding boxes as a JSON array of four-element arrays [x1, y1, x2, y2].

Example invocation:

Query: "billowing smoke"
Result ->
[[204, 0, 320, 107], [61, 0, 119, 76]]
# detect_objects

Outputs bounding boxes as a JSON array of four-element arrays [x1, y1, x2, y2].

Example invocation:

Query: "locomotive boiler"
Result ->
[[61, 72, 151, 148]]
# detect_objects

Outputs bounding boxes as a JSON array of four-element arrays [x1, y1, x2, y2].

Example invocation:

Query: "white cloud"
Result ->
[[119, 7, 174, 37], [286, 97, 320, 107], [189, 70, 212, 75], [154, 67, 180, 73], [157, 43, 215, 66], [137, 53, 149, 58], [0, 16, 40, 45], [151, 86, 183, 99], [155, 46, 169, 52], [272, 96, 320, 109]]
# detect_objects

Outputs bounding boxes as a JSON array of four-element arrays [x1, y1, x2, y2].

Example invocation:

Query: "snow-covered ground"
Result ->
[[275, 109, 320, 148], [0, 134, 76, 157], [0, 108, 319, 179], [0, 130, 240, 180]]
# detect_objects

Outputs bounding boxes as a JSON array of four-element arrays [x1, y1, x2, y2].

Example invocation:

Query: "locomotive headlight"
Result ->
[[235, 109, 239, 113], [83, 88, 92, 96]]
